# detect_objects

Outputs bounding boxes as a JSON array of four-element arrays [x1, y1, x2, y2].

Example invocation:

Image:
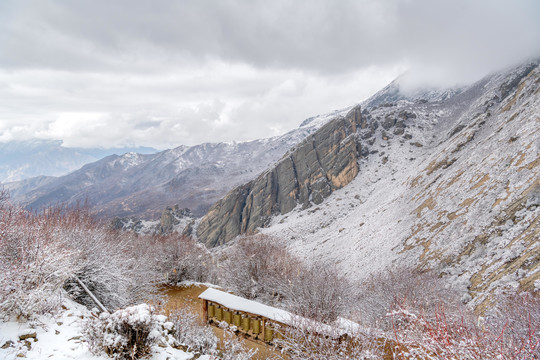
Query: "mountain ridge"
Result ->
[[0, 139, 158, 182], [193, 60, 539, 307], [4, 110, 350, 219]]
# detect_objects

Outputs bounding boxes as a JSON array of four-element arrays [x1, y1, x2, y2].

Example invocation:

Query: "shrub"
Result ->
[[43, 205, 160, 311], [218, 330, 257, 360], [219, 234, 303, 305], [83, 304, 169, 360], [147, 233, 216, 285], [0, 202, 77, 318], [168, 308, 218, 354], [353, 267, 463, 331], [388, 300, 540, 359], [0, 199, 160, 319], [484, 291, 540, 359], [273, 318, 383, 360], [282, 262, 352, 323]]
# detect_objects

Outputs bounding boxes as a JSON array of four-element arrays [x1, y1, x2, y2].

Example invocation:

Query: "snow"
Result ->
[[298, 107, 353, 129], [0, 297, 194, 360]]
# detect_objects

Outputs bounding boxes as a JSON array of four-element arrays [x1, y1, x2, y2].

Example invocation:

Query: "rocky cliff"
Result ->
[[260, 60, 540, 307], [197, 105, 363, 247]]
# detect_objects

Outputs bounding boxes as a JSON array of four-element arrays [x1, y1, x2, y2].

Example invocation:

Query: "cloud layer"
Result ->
[[1, 0, 539, 148]]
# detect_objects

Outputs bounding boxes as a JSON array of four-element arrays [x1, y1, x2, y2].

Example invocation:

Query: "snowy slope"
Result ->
[[0, 298, 197, 360], [260, 61, 540, 307]]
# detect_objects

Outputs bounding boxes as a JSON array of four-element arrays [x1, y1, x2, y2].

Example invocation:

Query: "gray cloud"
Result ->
[[0, 0, 539, 148]]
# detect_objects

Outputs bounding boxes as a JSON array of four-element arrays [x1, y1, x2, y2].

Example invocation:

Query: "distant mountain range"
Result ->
[[4, 110, 347, 219], [0, 139, 157, 182]]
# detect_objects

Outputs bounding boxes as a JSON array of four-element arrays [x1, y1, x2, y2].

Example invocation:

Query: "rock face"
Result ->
[[260, 60, 540, 308], [158, 205, 192, 234], [197, 106, 363, 247]]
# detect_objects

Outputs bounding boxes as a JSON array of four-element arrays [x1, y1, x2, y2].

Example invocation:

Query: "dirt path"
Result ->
[[161, 285, 283, 360]]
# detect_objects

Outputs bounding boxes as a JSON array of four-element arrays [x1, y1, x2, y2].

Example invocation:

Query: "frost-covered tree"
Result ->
[[168, 308, 218, 354], [147, 233, 215, 285], [282, 261, 352, 323], [352, 267, 463, 330], [219, 235, 302, 305], [0, 199, 160, 318], [0, 202, 76, 318]]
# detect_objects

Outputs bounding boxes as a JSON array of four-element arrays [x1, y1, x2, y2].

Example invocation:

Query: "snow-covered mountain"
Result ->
[[196, 60, 540, 308], [4, 60, 538, 310], [0, 139, 157, 182], [4, 111, 348, 219]]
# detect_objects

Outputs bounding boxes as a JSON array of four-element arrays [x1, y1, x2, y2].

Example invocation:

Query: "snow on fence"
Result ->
[[198, 288, 361, 344]]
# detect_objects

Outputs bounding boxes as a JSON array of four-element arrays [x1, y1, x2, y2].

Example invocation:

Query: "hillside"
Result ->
[[197, 61, 540, 307]]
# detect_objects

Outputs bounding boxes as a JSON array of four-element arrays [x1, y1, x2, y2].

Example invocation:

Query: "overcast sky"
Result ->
[[1, 0, 539, 149]]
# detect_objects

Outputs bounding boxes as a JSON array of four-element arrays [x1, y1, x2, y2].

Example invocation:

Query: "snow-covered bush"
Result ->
[[168, 308, 218, 354], [389, 300, 540, 359], [218, 330, 257, 360], [36, 205, 160, 312], [484, 291, 540, 359], [0, 198, 160, 319], [273, 318, 383, 360], [353, 267, 463, 331], [282, 262, 352, 323], [83, 304, 168, 360], [219, 235, 302, 304], [0, 201, 77, 319], [148, 233, 216, 285]]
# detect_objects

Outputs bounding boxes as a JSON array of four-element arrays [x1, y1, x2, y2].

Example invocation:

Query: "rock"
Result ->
[[1, 340, 14, 349], [360, 128, 374, 139], [381, 114, 396, 130], [398, 110, 416, 119], [448, 124, 466, 138], [393, 127, 404, 135], [18, 331, 36, 341], [197, 105, 363, 247], [182, 220, 195, 236], [158, 206, 192, 234], [111, 216, 143, 232]]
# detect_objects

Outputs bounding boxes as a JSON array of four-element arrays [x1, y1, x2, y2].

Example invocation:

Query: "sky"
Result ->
[[1, 0, 539, 149]]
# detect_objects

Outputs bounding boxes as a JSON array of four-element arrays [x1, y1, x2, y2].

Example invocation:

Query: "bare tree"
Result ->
[[352, 267, 463, 331], [273, 318, 383, 360], [282, 262, 352, 324], [147, 233, 216, 285], [219, 235, 302, 305], [0, 202, 160, 318]]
